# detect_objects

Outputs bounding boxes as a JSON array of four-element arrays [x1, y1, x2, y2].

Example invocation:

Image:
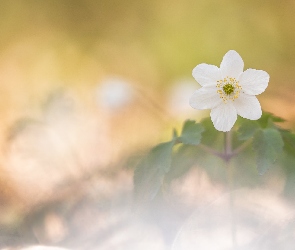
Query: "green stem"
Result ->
[[197, 131, 250, 248], [224, 131, 237, 250], [224, 131, 232, 160], [197, 137, 250, 162]]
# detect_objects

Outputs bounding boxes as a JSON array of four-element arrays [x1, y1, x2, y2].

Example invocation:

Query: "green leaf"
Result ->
[[257, 112, 285, 128], [252, 128, 284, 175], [180, 120, 204, 145], [165, 144, 198, 183], [172, 128, 178, 140], [280, 129, 295, 155], [281, 152, 295, 199], [237, 120, 260, 140], [149, 141, 175, 173], [200, 117, 223, 149], [134, 140, 175, 201]]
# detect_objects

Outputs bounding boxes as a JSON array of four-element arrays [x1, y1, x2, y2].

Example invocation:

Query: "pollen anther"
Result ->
[[216, 76, 242, 103]]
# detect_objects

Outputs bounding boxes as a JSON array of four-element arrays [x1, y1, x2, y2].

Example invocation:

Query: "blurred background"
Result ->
[[0, 0, 295, 249]]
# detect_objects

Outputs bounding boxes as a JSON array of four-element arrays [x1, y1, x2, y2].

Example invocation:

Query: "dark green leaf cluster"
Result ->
[[133, 112, 295, 202], [134, 120, 204, 201], [237, 112, 286, 175]]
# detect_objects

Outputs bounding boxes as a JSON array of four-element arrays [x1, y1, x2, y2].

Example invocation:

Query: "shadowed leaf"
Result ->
[[257, 112, 285, 129], [180, 120, 204, 145], [134, 140, 174, 201], [280, 129, 295, 155], [253, 128, 284, 175], [237, 120, 260, 140]]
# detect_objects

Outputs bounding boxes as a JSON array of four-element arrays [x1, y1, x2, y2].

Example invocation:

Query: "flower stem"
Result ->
[[196, 136, 250, 162], [198, 143, 224, 159], [224, 131, 237, 250], [224, 131, 232, 161]]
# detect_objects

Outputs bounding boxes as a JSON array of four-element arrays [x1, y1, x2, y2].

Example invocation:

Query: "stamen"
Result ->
[[216, 76, 242, 103]]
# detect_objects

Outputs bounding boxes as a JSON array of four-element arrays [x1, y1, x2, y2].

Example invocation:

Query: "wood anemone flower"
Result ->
[[189, 50, 269, 132]]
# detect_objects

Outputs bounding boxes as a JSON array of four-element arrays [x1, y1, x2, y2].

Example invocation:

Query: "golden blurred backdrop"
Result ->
[[0, 0, 295, 248]]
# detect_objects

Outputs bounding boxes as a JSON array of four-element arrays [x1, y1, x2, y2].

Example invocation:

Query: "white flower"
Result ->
[[189, 50, 269, 132]]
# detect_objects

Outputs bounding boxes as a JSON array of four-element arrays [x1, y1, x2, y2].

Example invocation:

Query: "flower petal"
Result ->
[[239, 69, 269, 95], [220, 50, 244, 79], [192, 63, 222, 86], [189, 84, 222, 110], [210, 103, 237, 132], [234, 93, 262, 120]]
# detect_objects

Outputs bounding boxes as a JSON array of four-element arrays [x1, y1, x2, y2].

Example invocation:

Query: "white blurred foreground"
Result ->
[[172, 189, 295, 250], [3, 246, 69, 250], [0, 90, 295, 250], [2, 184, 295, 249]]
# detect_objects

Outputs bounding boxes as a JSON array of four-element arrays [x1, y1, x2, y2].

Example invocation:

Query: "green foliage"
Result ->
[[281, 151, 295, 198], [150, 141, 175, 173], [278, 129, 295, 198], [252, 128, 284, 175], [237, 112, 290, 174], [200, 117, 222, 147], [133, 112, 295, 202], [179, 120, 204, 145], [134, 140, 175, 201], [237, 119, 260, 140], [238, 112, 285, 141], [257, 112, 285, 128], [280, 129, 295, 155], [166, 144, 200, 183]]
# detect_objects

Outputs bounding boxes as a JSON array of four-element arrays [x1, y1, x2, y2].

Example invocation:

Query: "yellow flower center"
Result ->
[[216, 76, 242, 103], [223, 84, 234, 95]]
